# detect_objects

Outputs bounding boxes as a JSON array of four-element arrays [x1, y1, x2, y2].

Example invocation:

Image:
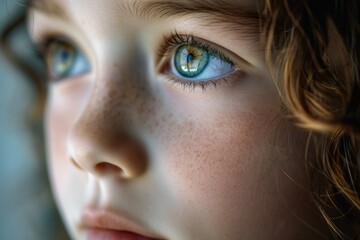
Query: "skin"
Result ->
[[29, 0, 333, 239]]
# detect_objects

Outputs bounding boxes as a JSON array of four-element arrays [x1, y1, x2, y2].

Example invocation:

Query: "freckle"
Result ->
[[148, 124, 154, 134], [120, 93, 127, 99]]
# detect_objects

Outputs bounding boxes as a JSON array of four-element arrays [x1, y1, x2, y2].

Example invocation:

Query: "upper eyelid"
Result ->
[[33, 34, 74, 53]]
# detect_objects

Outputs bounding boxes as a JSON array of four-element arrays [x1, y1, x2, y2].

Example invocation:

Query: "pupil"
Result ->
[[61, 50, 69, 61], [187, 54, 195, 63]]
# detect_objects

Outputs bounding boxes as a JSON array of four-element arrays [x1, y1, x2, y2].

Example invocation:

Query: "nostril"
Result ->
[[94, 162, 123, 176]]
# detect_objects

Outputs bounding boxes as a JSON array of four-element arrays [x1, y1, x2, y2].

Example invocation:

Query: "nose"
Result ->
[[67, 80, 149, 179], [68, 123, 148, 178], [67, 39, 152, 179]]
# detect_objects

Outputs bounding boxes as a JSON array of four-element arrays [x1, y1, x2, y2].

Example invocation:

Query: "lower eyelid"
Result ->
[[164, 68, 244, 92]]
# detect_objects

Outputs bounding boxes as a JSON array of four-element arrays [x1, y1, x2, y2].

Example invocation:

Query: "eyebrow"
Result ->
[[29, 0, 262, 38]]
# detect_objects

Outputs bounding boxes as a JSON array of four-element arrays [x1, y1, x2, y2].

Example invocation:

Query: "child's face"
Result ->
[[30, 0, 329, 239]]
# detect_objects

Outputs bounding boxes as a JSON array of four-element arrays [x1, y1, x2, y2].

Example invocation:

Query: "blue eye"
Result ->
[[172, 44, 234, 81], [46, 40, 90, 80]]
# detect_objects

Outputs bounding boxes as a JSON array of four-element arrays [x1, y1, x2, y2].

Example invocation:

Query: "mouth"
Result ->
[[80, 207, 164, 240]]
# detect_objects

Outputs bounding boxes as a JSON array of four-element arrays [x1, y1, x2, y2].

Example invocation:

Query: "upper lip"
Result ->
[[80, 207, 164, 239]]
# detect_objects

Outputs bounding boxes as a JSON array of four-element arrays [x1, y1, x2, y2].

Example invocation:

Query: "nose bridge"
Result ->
[[68, 37, 150, 178], [76, 34, 149, 140]]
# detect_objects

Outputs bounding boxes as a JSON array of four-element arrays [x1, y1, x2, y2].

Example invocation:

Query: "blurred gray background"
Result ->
[[0, 0, 68, 239]]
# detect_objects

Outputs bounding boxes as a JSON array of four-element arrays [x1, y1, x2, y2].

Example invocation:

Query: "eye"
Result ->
[[171, 43, 235, 81], [45, 40, 90, 80]]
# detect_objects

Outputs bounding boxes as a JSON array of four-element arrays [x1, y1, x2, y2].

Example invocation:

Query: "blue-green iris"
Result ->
[[49, 42, 76, 78], [174, 44, 210, 78]]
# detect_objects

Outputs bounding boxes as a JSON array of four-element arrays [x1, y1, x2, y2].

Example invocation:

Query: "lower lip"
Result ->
[[87, 228, 156, 240]]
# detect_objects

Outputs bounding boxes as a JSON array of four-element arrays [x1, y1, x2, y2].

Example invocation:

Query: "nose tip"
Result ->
[[68, 128, 148, 179]]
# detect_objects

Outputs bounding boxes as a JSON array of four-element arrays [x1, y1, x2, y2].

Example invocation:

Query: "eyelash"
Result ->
[[158, 31, 236, 91], [33, 35, 59, 57]]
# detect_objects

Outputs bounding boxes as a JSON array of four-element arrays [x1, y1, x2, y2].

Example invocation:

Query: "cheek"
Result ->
[[159, 98, 280, 220], [45, 79, 92, 208], [157, 79, 276, 191], [165, 109, 274, 236], [165, 110, 260, 195], [154, 80, 309, 236], [46, 95, 73, 194]]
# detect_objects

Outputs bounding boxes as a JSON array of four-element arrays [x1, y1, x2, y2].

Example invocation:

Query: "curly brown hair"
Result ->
[[261, 0, 360, 238]]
